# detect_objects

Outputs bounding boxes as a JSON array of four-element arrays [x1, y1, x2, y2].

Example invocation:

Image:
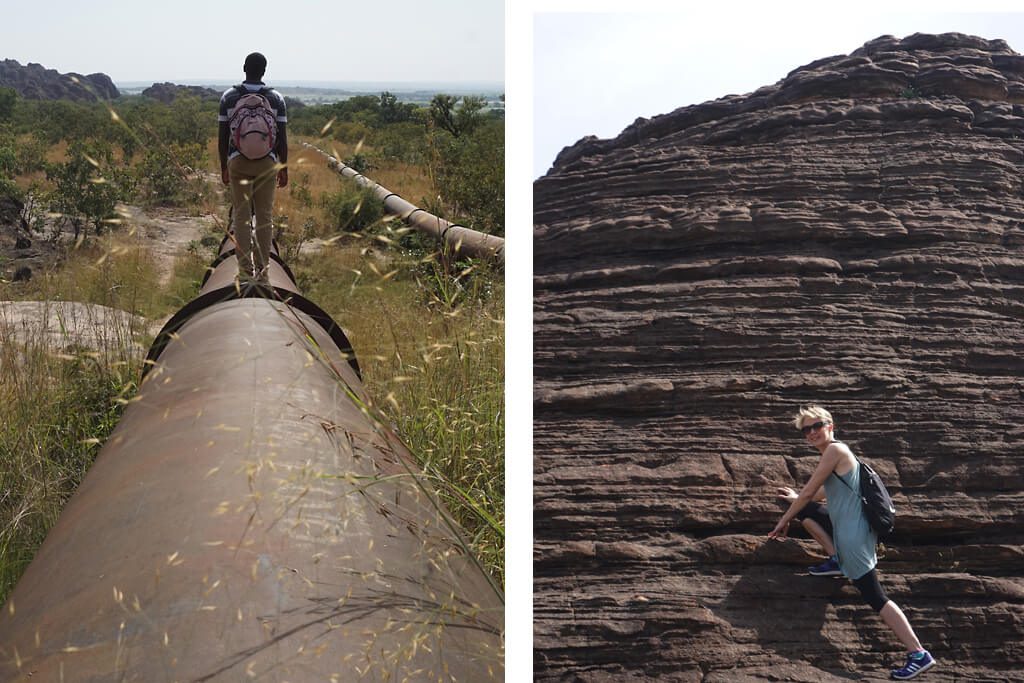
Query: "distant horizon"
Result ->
[[115, 79, 504, 93], [1, 57, 503, 94]]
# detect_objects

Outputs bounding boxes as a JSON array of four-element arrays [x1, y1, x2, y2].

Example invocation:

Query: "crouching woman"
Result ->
[[768, 405, 935, 680]]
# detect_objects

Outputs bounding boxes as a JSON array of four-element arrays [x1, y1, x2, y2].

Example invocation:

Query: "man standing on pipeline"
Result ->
[[218, 51, 288, 283]]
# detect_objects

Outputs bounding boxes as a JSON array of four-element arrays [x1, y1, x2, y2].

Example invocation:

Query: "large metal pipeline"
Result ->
[[0, 230, 503, 680], [301, 142, 505, 263]]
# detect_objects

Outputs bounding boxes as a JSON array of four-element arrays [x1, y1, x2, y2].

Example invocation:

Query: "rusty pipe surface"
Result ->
[[301, 142, 505, 263], [0, 228, 503, 680]]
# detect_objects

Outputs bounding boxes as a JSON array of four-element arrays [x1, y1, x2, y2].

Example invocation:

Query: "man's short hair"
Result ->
[[244, 52, 267, 77], [793, 405, 834, 430]]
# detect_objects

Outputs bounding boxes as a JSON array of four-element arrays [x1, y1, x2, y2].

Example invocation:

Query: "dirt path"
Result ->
[[118, 204, 220, 286]]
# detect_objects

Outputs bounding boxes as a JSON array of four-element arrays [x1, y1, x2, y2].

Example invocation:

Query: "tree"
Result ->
[[429, 94, 460, 136], [455, 96, 486, 137], [324, 95, 380, 127], [430, 94, 488, 138], [46, 140, 130, 240], [378, 91, 416, 124]]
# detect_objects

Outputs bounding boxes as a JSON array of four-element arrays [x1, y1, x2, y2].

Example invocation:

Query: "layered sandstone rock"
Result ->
[[0, 59, 119, 101], [534, 33, 1024, 681]]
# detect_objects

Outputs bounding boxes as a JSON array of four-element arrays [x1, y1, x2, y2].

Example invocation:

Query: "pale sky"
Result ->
[[533, 7, 1024, 178], [4, 0, 503, 85]]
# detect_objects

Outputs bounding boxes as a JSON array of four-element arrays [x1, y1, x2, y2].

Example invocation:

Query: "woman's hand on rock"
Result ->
[[776, 486, 798, 502], [768, 519, 790, 540]]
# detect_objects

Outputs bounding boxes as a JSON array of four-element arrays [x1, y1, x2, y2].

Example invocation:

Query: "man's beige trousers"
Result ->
[[228, 155, 278, 281]]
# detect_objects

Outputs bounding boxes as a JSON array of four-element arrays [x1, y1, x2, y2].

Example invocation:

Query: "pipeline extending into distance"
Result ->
[[302, 142, 505, 263], [0, 225, 504, 680]]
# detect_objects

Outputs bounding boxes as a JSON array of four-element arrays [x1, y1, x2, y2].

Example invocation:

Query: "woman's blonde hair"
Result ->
[[793, 405, 833, 430]]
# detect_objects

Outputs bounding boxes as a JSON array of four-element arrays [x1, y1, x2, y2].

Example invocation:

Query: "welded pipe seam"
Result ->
[[142, 284, 361, 380]]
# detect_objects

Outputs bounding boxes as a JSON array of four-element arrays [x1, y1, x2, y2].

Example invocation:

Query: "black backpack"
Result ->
[[833, 451, 896, 538]]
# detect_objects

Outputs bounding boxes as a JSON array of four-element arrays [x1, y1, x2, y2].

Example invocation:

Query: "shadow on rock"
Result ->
[[710, 541, 866, 681]]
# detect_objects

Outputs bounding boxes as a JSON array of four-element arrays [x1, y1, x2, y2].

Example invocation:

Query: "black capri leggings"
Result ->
[[794, 502, 890, 612], [851, 569, 890, 612], [794, 500, 832, 535]]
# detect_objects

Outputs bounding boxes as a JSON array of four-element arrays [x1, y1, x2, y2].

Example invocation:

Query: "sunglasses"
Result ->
[[801, 421, 830, 435]]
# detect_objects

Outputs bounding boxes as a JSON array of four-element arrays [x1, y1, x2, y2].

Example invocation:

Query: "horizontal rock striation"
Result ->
[[534, 33, 1024, 681], [0, 59, 119, 101]]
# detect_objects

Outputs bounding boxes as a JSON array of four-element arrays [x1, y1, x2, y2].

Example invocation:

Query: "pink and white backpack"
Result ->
[[229, 88, 278, 160]]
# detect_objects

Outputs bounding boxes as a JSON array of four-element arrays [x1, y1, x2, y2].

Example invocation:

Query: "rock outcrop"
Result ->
[[141, 82, 222, 103], [534, 33, 1024, 681], [0, 59, 119, 101]]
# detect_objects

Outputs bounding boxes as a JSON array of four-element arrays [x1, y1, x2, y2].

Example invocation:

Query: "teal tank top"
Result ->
[[823, 461, 878, 580]]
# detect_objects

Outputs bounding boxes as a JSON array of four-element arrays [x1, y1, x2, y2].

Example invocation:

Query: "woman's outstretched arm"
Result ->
[[768, 447, 841, 539]]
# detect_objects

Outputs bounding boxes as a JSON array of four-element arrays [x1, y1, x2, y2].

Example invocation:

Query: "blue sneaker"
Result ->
[[807, 555, 843, 576], [891, 650, 935, 680]]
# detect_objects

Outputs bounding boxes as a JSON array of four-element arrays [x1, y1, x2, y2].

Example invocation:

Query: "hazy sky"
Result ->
[[533, 8, 1024, 178], [5, 0, 504, 85]]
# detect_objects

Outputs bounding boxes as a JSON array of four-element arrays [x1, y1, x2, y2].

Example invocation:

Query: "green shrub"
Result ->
[[332, 120, 372, 145], [371, 121, 427, 165], [0, 133, 18, 199], [15, 133, 48, 175], [343, 153, 374, 174], [136, 142, 206, 206], [320, 184, 385, 233], [120, 96, 216, 149], [45, 140, 134, 239]]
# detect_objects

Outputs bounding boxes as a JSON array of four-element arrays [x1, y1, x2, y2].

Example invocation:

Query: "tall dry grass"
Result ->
[[0, 243, 158, 600], [274, 134, 506, 584], [293, 244, 505, 583]]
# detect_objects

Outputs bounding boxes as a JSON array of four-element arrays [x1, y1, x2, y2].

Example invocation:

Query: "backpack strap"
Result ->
[[832, 465, 859, 493], [235, 84, 270, 97], [827, 441, 859, 492]]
